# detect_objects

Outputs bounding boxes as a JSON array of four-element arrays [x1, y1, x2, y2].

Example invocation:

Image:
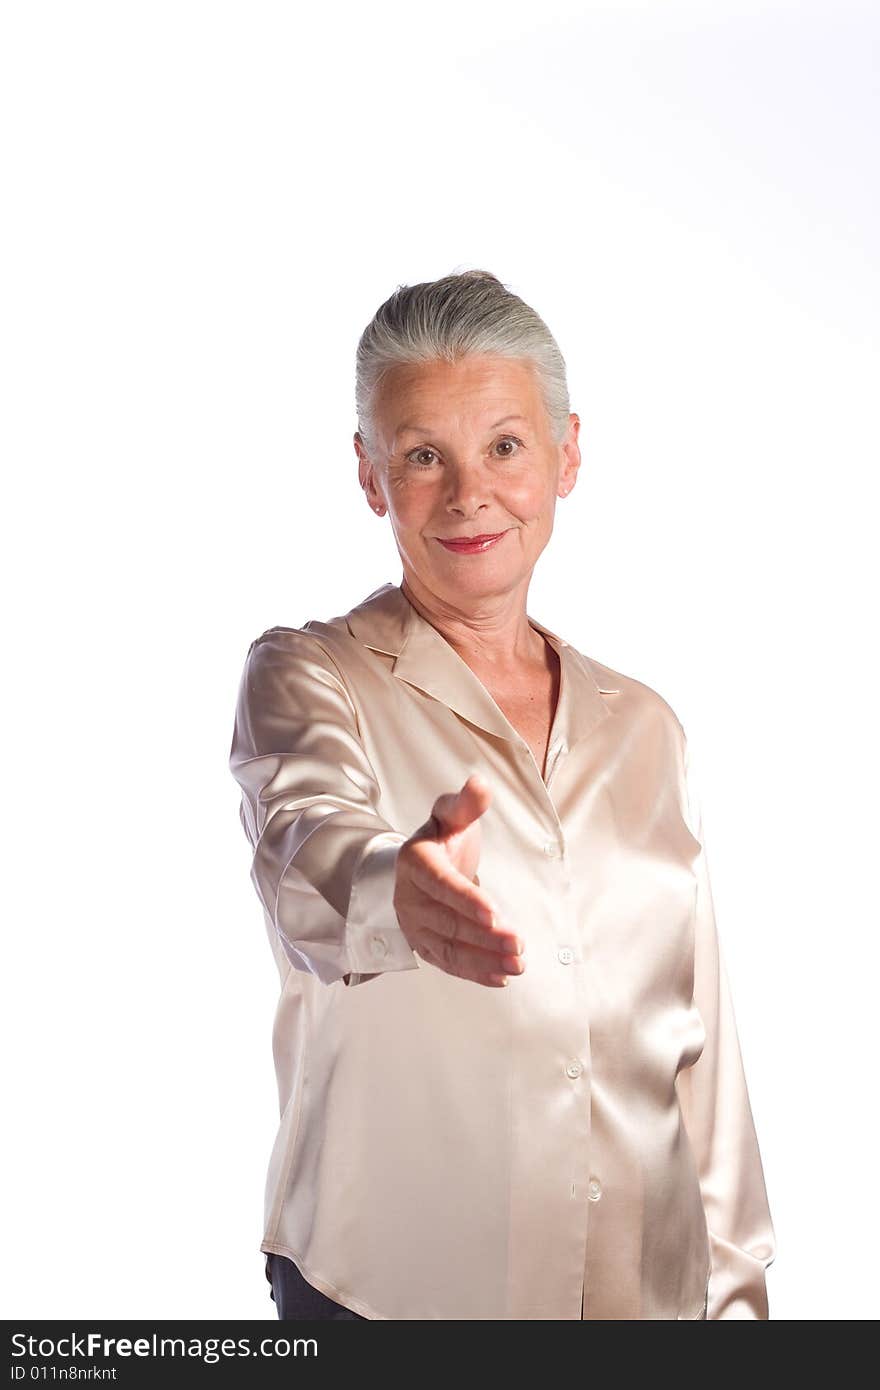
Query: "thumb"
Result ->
[[431, 772, 492, 835]]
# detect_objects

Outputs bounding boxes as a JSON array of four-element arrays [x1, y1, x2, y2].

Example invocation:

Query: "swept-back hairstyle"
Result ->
[[355, 268, 571, 456]]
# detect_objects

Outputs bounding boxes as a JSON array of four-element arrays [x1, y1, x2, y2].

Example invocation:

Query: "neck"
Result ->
[[400, 573, 546, 673]]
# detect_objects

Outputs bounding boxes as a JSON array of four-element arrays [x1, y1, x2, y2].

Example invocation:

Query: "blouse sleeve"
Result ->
[[676, 730, 777, 1318], [228, 627, 421, 988]]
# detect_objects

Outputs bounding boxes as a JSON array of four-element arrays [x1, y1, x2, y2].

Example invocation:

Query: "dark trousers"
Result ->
[[266, 1252, 367, 1320]]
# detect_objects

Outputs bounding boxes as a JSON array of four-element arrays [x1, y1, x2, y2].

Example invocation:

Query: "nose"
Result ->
[[444, 461, 493, 517]]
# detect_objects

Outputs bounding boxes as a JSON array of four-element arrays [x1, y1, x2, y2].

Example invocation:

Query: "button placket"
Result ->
[[545, 737, 566, 787]]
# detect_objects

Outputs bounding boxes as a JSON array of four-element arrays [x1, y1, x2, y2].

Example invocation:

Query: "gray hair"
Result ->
[[355, 268, 571, 458]]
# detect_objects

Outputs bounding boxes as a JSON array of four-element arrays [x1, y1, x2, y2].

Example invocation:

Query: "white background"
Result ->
[[2, 0, 877, 1321]]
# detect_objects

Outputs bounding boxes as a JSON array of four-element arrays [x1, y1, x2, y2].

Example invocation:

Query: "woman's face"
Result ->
[[356, 354, 581, 608]]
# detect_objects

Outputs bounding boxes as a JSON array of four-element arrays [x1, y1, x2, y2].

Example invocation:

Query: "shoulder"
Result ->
[[579, 647, 688, 752], [242, 583, 400, 679], [236, 604, 388, 714], [242, 610, 353, 667], [234, 617, 359, 711]]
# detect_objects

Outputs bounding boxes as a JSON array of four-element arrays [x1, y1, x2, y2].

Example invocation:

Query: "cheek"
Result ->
[[506, 476, 554, 524], [387, 481, 434, 526]]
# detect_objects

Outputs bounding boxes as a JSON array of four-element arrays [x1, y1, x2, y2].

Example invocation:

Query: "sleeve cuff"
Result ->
[[706, 1232, 775, 1319], [343, 831, 421, 986]]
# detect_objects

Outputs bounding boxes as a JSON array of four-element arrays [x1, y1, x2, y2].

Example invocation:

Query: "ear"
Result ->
[[354, 432, 386, 516], [557, 413, 581, 498]]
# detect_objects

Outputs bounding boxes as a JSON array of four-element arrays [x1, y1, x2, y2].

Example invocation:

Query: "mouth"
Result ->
[[435, 530, 511, 554]]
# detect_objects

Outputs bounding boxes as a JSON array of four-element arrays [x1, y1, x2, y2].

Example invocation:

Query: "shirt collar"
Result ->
[[344, 581, 619, 750]]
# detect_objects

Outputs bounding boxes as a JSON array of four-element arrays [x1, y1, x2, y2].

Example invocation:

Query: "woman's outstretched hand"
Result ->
[[393, 772, 526, 987]]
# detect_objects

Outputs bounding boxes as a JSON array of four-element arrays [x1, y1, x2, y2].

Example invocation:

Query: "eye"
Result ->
[[404, 435, 525, 468], [405, 447, 440, 469], [494, 435, 524, 457]]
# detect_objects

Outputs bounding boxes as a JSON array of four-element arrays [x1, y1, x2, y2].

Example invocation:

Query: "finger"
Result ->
[[418, 925, 525, 975], [406, 842, 497, 924], [406, 848, 520, 946], [417, 932, 525, 986], [419, 939, 503, 985], [409, 894, 523, 957], [431, 772, 492, 835], [419, 943, 512, 988]]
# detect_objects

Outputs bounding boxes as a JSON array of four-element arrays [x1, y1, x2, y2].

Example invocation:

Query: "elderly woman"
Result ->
[[228, 269, 776, 1321]]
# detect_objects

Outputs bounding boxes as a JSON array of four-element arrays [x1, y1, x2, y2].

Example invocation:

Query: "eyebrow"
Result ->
[[396, 413, 529, 437]]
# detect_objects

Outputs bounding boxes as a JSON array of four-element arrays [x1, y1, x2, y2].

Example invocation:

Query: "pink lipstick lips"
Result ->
[[436, 530, 510, 554]]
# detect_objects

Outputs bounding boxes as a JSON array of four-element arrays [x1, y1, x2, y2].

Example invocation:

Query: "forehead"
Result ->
[[377, 355, 540, 431]]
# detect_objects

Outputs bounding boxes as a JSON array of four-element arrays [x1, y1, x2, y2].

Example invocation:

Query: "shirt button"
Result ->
[[369, 935, 387, 958], [543, 841, 559, 857], [557, 947, 574, 964], [588, 1177, 602, 1201], [565, 1059, 583, 1079]]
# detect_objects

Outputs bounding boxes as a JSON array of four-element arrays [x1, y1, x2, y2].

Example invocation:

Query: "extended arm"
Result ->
[[228, 627, 421, 987]]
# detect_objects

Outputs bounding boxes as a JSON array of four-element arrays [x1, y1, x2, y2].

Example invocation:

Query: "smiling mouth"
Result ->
[[435, 530, 510, 553]]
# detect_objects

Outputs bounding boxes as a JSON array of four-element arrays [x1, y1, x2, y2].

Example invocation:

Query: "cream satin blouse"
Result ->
[[228, 580, 776, 1320]]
